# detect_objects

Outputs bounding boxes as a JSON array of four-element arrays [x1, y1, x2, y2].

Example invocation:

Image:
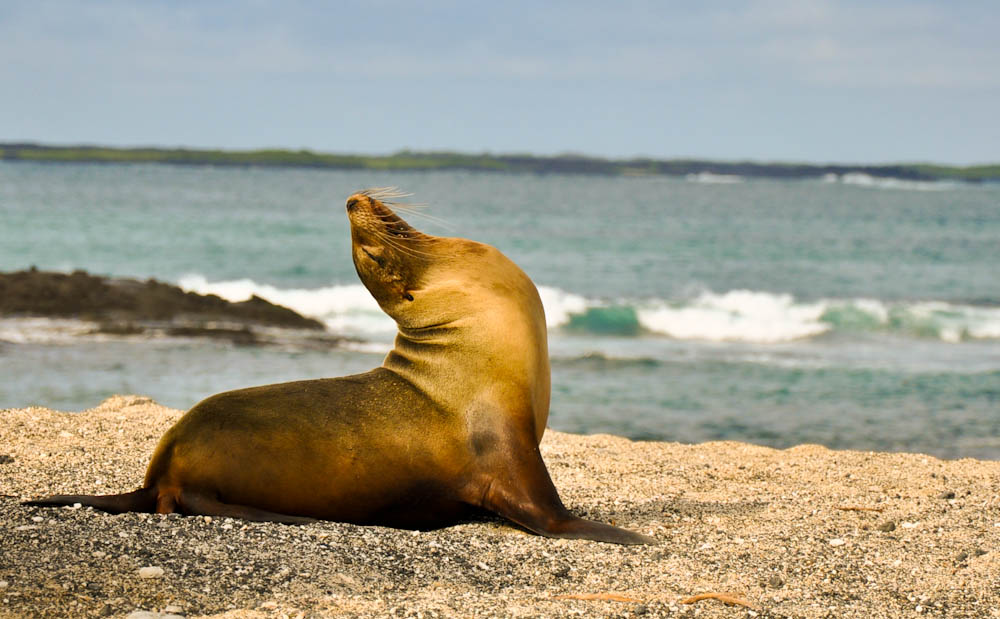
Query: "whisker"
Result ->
[[390, 208, 455, 231], [369, 227, 439, 259], [369, 211, 446, 238], [361, 186, 412, 201]]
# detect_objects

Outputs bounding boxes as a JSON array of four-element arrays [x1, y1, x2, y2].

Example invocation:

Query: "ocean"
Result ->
[[1, 162, 998, 459]]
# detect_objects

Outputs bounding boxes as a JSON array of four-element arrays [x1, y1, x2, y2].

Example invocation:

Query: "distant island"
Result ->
[[2, 142, 998, 182]]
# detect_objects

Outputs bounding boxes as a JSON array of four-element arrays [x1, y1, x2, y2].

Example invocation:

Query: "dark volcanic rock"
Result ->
[[0, 268, 325, 331]]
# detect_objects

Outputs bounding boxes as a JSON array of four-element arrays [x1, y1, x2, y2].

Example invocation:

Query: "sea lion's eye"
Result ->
[[403, 292, 414, 301]]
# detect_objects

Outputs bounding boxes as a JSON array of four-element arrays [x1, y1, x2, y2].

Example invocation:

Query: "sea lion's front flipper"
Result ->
[[177, 489, 316, 525], [471, 438, 659, 546]]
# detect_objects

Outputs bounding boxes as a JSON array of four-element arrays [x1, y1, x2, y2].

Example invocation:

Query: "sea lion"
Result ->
[[25, 188, 656, 545]]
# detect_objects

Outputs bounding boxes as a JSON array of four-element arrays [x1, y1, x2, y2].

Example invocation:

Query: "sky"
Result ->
[[2, 1, 998, 164]]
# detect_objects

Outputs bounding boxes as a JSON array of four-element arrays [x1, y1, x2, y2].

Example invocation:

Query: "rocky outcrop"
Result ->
[[0, 268, 332, 345]]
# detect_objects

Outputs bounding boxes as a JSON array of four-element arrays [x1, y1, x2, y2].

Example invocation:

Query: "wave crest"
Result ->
[[178, 275, 393, 335], [177, 276, 1000, 344]]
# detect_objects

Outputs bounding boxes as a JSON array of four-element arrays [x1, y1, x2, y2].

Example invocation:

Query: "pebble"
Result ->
[[125, 610, 185, 619], [0, 581, 8, 589], [768, 575, 785, 588], [878, 521, 896, 532], [937, 490, 955, 499], [829, 538, 845, 546], [138, 566, 165, 579]]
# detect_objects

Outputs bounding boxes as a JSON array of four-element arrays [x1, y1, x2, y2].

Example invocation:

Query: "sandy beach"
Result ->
[[2, 395, 999, 618]]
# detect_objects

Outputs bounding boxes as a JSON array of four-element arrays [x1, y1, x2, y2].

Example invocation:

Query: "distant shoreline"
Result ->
[[3, 141, 998, 182]]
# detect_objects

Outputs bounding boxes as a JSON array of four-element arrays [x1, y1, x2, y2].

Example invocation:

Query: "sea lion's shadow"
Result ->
[[446, 498, 770, 538]]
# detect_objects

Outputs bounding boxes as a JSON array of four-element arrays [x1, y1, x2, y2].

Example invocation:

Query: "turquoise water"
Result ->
[[2, 162, 998, 458]]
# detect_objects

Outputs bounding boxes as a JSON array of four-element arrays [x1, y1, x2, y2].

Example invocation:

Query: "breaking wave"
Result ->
[[176, 276, 1000, 344], [822, 172, 959, 192]]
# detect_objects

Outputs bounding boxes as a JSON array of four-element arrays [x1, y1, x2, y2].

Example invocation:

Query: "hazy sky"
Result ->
[[2, 1, 998, 164]]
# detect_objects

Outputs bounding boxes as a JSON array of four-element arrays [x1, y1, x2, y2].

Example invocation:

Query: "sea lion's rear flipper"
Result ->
[[176, 489, 317, 525], [473, 440, 659, 546], [23, 487, 157, 514]]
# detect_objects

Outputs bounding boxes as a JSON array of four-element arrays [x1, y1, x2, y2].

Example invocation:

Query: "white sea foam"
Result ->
[[178, 274, 394, 335], [0, 318, 98, 344], [685, 172, 744, 184], [174, 275, 1000, 344], [835, 173, 956, 192], [536, 286, 589, 328], [637, 290, 831, 343]]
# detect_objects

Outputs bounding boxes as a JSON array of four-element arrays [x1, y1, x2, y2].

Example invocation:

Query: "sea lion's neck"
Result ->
[[382, 317, 550, 441]]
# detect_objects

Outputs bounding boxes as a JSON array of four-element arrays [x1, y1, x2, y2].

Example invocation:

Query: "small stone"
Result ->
[[829, 538, 845, 546], [137, 566, 164, 579], [164, 605, 184, 614], [955, 551, 968, 563], [127, 612, 159, 619], [0, 581, 8, 589], [634, 604, 648, 615], [93, 551, 107, 559], [98, 604, 114, 617], [901, 522, 918, 529], [768, 574, 785, 588], [937, 490, 955, 499], [476, 561, 488, 570], [552, 565, 570, 578], [0, 454, 14, 464], [31, 516, 43, 523], [878, 521, 896, 532], [972, 548, 988, 557]]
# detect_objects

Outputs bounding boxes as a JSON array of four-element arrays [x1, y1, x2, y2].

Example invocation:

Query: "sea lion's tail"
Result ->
[[22, 487, 157, 514]]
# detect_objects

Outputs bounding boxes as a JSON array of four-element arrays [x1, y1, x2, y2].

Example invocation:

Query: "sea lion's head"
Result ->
[[346, 188, 545, 337], [346, 189, 439, 322]]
